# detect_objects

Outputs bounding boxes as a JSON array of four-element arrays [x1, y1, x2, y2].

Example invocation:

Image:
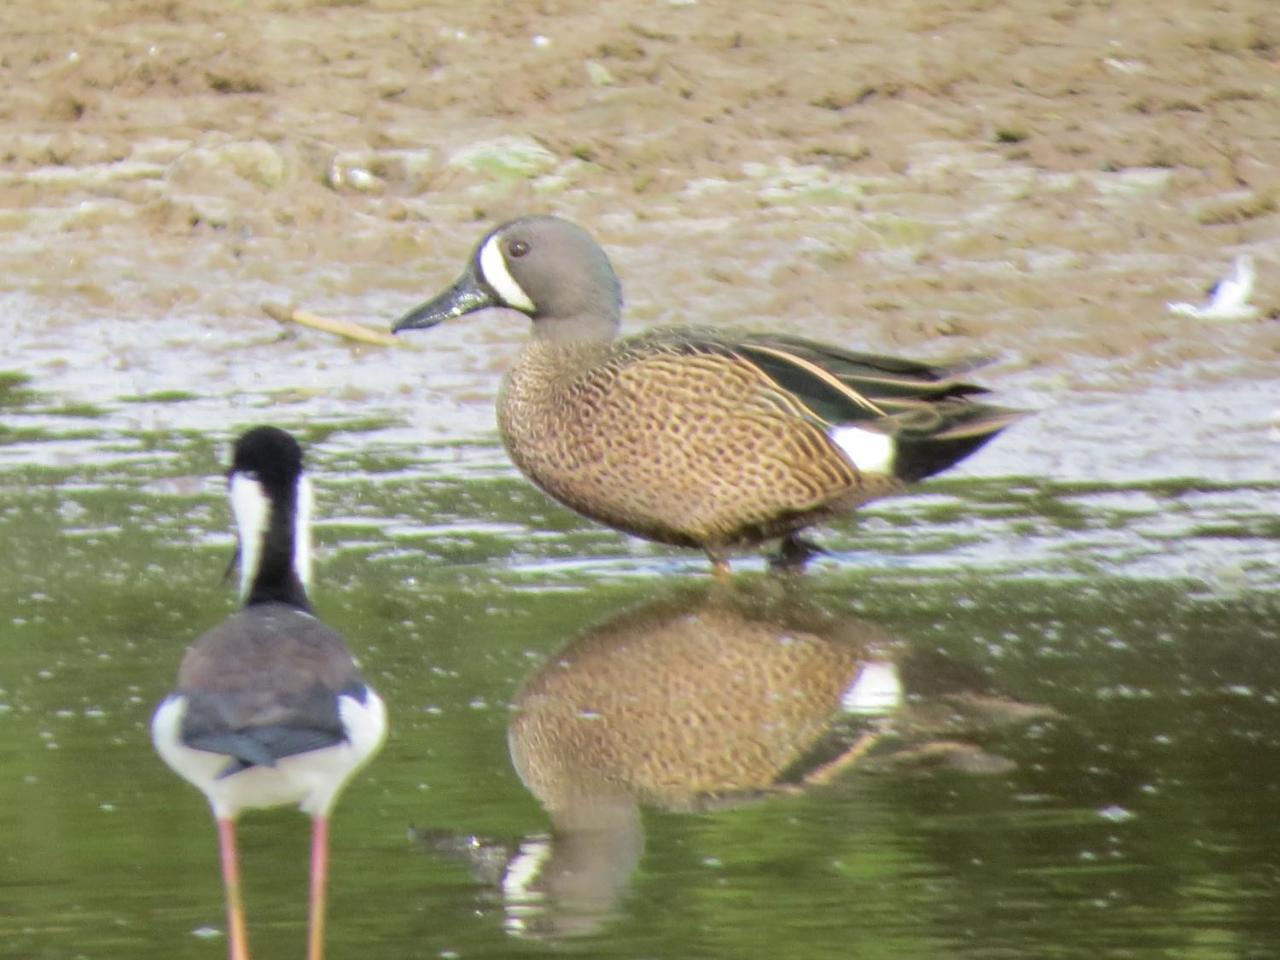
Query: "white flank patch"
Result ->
[[503, 836, 552, 936], [294, 475, 314, 593], [150, 694, 190, 776], [479, 234, 536, 312], [829, 425, 895, 474], [298, 687, 388, 816], [229, 474, 270, 601], [841, 661, 904, 716], [151, 686, 387, 819], [337, 689, 389, 777]]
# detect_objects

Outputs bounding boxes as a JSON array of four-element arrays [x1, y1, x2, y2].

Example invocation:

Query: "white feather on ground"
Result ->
[[1167, 255, 1259, 321]]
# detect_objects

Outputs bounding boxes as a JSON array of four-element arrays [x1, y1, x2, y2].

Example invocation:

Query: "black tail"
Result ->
[[892, 406, 1025, 483]]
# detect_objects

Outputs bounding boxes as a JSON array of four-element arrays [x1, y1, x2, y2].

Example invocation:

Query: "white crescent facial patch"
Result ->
[[479, 234, 536, 313]]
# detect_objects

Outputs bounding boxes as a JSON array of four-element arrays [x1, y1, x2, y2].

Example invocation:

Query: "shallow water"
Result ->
[[3, 385, 1279, 959]]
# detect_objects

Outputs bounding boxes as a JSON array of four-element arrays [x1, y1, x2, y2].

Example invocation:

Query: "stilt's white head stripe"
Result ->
[[229, 473, 270, 601], [229, 472, 313, 599], [479, 235, 536, 312], [294, 475, 313, 593]]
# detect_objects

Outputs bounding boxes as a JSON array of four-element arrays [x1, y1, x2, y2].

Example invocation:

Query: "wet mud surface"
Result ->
[[1, 0, 1278, 480]]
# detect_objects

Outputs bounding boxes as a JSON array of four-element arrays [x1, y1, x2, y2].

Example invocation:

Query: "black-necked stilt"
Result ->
[[151, 426, 387, 960]]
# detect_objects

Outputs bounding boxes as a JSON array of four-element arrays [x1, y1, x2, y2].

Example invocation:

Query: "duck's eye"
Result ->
[[508, 240, 530, 258]]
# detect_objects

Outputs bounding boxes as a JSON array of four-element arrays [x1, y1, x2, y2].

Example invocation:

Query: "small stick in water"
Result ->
[[263, 302, 404, 347]]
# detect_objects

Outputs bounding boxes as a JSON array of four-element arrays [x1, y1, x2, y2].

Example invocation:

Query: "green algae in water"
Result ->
[[119, 390, 202, 404], [0, 370, 40, 408]]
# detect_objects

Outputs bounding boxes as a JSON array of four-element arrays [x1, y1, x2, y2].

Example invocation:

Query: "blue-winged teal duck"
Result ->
[[393, 216, 1023, 574], [151, 426, 386, 960]]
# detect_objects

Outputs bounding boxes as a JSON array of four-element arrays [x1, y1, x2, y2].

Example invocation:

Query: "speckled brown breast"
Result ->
[[497, 335, 903, 550]]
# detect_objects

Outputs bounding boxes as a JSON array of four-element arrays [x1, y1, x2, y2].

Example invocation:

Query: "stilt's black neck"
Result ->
[[245, 483, 313, 612], [229, 426, 314, 614]]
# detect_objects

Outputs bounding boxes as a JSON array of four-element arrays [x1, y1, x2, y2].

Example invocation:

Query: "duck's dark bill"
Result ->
[[393, 266, 496, 332]]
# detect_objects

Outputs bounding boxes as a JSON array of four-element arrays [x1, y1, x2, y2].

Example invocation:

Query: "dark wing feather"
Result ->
[[747, 332, 992, 383], [738, 333, 992, 412], [176, 603, 365, 773], [733, 342, 889, 423], [181, 681, 349, 773], [708, 329, 996, 426]]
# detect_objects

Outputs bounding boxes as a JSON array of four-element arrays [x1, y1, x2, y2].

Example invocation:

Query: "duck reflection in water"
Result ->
[[416, 584, 1046, 940]]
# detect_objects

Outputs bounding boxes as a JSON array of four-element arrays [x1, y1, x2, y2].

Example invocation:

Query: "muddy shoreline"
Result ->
[[1, 0, 1277, 479]]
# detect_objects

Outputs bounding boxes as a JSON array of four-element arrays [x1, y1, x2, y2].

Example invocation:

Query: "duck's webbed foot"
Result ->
[[768, 535, 828, 573], [705, 549, 733, 581]]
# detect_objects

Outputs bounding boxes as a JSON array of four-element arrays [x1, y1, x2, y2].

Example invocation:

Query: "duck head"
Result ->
[[393, 215, 623, 344]]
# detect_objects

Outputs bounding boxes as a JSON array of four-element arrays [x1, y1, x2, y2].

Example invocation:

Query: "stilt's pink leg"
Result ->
[[217, 818, 251, 960], [307, 816, 331, 960]]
